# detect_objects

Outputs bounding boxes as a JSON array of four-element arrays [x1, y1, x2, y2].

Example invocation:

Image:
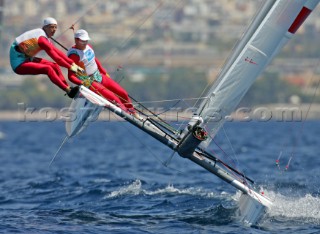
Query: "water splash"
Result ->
[[107, 179, 142, 198], [233, 188, 320, 225], [267, 191, 320, 223]]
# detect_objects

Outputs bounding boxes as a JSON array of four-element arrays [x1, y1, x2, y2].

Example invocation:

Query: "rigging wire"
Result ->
[[111, 112, 183, 174], [113, 65, 199, 129], [212, 136, 248, 183], [108, 0, 188, 127], [49, 135, 69, 167], [276, 58, 320, 172], [199, 118, 253, 185], [55, 0, 101, 40], [103, 0, 165, 64], [102, 0, 185, 65], [288, 75, 320, 167], [128, 96, 208, 105], [221, 126, 240, 168]]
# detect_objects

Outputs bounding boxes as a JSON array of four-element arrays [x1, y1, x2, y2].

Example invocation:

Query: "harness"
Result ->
[[77, 70, 102, 87]]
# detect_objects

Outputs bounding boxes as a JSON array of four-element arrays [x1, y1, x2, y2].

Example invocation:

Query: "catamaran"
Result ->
[[62, 0, 319, 226]]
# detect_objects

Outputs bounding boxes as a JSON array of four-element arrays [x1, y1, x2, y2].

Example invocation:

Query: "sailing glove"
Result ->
[[70, 63, 85, 73]]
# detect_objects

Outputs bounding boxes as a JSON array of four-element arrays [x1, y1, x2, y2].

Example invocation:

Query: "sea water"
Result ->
[[0, 120, 320, 233]]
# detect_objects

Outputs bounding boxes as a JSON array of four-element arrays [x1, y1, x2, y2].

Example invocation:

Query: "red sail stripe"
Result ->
[[288, 6, 312, 34]]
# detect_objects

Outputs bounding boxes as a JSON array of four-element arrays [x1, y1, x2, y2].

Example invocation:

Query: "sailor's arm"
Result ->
[[67, 53, 85, 86], [38, 36, 84, 73], [95, 57, 110, 78]]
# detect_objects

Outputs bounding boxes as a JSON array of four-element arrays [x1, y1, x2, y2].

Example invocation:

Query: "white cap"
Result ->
[[74, 29, 91, 41], [43, 17, 57, 26]]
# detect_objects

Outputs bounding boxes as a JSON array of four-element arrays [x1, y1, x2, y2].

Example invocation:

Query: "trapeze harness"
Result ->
[[67, 45, 102, 86], [67, 45, 135, 113]]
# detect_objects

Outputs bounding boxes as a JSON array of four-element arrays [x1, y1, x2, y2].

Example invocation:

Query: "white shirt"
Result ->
[[67, 44, 98, 76]]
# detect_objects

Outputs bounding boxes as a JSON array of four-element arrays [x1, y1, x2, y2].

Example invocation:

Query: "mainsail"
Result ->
[[196, 0, 319, 146]]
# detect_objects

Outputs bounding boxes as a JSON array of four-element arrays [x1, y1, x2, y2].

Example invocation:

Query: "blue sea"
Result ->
[[0, 120, 320, 234]]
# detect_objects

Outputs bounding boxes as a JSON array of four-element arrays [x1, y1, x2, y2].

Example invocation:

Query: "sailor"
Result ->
[[9, 17, 84, 98], [67, 29, 139, 117]]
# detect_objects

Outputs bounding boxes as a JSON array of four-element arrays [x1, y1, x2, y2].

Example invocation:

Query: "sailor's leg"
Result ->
[[42, 59, 69, 87], [90, 81, 128, 111], [101, 75, 135, 112], [15, 58, 69, 92]]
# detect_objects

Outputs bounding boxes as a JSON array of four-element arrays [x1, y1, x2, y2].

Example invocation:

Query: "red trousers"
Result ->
[[89, 74, 134, 113], [15, 58, 69, 91]]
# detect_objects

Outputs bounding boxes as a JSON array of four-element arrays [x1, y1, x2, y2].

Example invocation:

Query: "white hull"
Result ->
[[238, 191, 272, 226], [65, 93, 103, 137]]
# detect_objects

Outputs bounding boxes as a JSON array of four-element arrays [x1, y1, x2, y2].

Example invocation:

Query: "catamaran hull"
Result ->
[[184, 149, 273, 225], [238, 193, 269, 226], [66, 93, 103, 137]]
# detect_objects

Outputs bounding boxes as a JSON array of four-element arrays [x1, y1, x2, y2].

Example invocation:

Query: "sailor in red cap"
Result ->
[[9, 17, 83, 98]]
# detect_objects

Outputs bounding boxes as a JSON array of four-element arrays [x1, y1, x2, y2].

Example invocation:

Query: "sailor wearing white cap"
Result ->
[[42, 17, 58, 38], [43, 17, 58, 26], [74, 29, 91, 41], [9, 17, 84, 98], [67, 29, 139, 118]]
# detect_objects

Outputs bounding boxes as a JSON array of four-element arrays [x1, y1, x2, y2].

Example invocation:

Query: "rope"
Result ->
[[130, 96, 208, 105], [102, 0, 185, 65], [54, 0, 101, 40], [113, 65, 205, 127], [111, 113, 183, 174]]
